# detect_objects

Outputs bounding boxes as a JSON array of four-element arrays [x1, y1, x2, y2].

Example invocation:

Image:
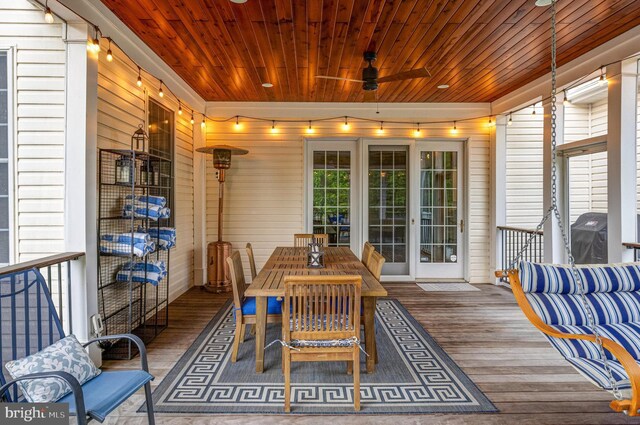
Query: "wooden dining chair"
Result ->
[[282, 275, 362, 412], [293, 233, 329, 248], [245, 242, 258, 281], [361, 241, 374, 269], [226, 251, 282, 362], [368, 250, 386, 281]]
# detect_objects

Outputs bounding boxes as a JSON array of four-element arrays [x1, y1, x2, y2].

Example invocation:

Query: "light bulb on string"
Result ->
[[90, 26, 100, 53], [563, 90, 571, 106], [136, 67, 142, 87], [488, 116, 494, 127], [414, 123, 421, 137], [451, 121, 458, 134], [306, 121, 314, 134], [190, 114, 195, 125], [270, 120, 278, 134], [598, 67, 608, 86], [377, 122, 384, 135], [508, 113, 513, 126], [531, 104, 536, 116], [201, 118, 206, 128], [342, 116, 350, 131], [158, 81, 164, 98], [44, 0, 54, 23], [178, 102, 183, 115], [106, 38, 113, 62], [234, 116, 241, 130]]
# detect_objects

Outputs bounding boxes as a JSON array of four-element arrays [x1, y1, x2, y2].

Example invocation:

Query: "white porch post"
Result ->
[[491, 115, 507, 282], [606, 60, 638, 263], [193, 123, 208, 286], [63, 22, 100, 361], [543, 95, 567, 263]]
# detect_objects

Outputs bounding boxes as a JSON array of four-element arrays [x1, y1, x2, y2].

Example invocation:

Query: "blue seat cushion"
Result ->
[[241, 296, 282, 315], [564, 357, 632, 391], [60, 370, 153, 422], [545, 322, 640, 361]]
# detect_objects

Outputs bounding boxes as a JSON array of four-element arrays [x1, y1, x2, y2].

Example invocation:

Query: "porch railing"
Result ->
[[0, 252, 85, 334], [623, 242, 640, 262], [498, 226, 544, 280]]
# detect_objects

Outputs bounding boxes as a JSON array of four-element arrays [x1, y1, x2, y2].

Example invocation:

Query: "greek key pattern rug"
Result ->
[[142, 299, 497, 414]]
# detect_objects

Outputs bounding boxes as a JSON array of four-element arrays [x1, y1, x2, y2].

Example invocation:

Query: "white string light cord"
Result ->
[[37, 0, 633, 133]]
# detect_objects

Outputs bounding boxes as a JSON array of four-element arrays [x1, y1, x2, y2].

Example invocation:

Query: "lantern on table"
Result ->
[[196, 145, 249, 292], [307, 236, 325, 268]]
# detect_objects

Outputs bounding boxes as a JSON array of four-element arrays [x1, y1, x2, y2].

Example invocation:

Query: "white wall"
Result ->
[[96, 40, 195, 302], [204, 104, 492, 283], [1, 0, 67, 261], [505, 107, 544, 228]]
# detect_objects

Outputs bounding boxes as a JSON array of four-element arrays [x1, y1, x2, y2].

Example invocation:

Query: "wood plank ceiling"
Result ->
[[99, 0, 640, 103]]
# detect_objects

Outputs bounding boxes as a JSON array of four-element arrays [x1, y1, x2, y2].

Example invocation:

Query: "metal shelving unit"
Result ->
[[97, 148, 171, 360]]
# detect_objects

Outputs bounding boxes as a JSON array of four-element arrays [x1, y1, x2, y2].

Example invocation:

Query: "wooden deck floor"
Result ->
[[102, 283, 638, 424]]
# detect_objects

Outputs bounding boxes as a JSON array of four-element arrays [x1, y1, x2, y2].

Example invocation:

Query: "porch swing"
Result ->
[[496, 0, 640, 416]]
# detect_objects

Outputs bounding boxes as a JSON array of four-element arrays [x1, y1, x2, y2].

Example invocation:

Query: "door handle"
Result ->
[[459, 219, 464, 233]]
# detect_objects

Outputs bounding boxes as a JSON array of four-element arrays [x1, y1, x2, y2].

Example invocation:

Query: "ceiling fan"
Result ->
[[316, 51, 431, 101]]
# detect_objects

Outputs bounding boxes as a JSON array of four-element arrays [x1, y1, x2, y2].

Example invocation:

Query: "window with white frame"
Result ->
[[0, 51, 10, 265]]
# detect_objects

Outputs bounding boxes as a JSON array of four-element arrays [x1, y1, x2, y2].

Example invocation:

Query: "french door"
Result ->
[[414, 141, 465, 279]]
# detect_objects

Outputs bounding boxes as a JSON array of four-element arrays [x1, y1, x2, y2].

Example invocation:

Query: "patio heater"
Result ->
[[196, 145, 249, 292]]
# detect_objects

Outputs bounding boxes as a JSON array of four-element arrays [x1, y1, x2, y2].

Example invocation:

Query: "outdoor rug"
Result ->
[[142, 298, 497, 414]]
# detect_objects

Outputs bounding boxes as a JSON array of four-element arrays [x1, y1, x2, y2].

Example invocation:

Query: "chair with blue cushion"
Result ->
[[0, 268, 155, 424], [226, 250, 282, 362], [500, 262, 640, 416]]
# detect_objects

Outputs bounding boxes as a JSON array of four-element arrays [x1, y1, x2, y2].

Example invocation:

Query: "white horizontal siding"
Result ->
[[205, 119, 491, 284], [97, 41, 195, 302], [2, 1, 67, 260], [505, 109, 544, 229]]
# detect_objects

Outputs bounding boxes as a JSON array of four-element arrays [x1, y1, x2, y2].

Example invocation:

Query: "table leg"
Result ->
[[363, 296, 377, 373], [255, 296, 267, 373]]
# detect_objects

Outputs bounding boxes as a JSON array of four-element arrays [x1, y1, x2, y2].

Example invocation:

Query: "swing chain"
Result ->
[[508, 0, 622, 401]]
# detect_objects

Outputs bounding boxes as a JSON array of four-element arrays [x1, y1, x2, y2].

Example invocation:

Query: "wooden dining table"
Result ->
[[245, 246, 388, 374]]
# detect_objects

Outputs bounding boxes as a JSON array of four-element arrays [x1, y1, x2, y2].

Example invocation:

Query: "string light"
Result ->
[[306, 121, 314, 134], [563, 90, 571, 106], [89, 26, 100, 53], [201, 117, 206, 128], [599, 67, 607, 85], [531, 104, 536, 116], [414, 123, 421, 137], [377, 122, 384, 135], [234, 116, 241, 130], [44, 0, 54, 23], [488, 116, 494, 127], [178, 102, 183, 115], [270, 120, 278, 134], [190, 114, 195, 125], [158, 81, 164, 97], [508, 113, 513, 126], [106, 38, 113, 62], [451, 121, 458, 134], [136, 67, 142, 87], [342, 116, 350, 131]]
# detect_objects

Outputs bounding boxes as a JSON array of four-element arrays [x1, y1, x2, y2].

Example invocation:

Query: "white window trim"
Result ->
[[0, 47, 15, 266]]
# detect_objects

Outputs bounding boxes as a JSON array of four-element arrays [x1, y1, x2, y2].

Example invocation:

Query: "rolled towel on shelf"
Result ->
[[116, 269, 163, 286], [121, 260, 167, 277], [138, 226, 176, 249], [123, 202, 170, 220], [101, 232, 150, 245], [100, 240, 155, 258], [124, 194, 166, 207]]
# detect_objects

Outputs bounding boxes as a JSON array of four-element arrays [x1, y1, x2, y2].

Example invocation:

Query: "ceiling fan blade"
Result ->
[[315, 75, 365, 83], [363, 90, 376, 102], [377, 67, 431, 83]]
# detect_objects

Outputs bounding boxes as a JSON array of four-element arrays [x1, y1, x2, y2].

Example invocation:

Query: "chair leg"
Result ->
[[250, 324, 256, 335], [144, 381, 156, 425], [231, 320, 243, 362], [284, 349, 291, 413], [346, 361, 353, 375], [239, 323, 247, 342], [353, 348, 360, 411]]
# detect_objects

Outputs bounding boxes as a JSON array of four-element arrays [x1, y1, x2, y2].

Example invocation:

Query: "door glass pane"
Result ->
[[421, 151, 458, 263], [368, 147, 408, 263], [312, 150, 350, 246]]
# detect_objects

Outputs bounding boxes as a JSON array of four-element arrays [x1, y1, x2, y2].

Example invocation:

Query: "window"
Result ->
[[147, 99, 174, 225], [0, 51, 10, 264], [312, 150, 352, 247]]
